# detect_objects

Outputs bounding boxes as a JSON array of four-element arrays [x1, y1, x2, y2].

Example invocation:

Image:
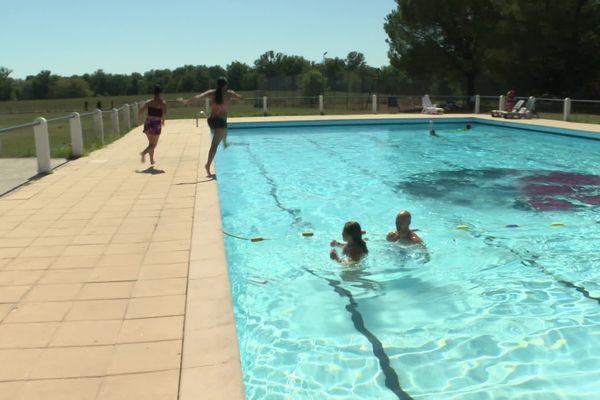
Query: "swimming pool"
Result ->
[[216, 119, 600, 399]]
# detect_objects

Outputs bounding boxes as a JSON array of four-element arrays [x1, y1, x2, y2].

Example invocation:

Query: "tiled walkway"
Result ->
[[1, 114, 598, 400], [0, 120, 243, 400]]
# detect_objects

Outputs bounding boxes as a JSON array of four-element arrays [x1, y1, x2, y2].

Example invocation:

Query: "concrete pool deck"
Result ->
[[0, 113, 599, 400]]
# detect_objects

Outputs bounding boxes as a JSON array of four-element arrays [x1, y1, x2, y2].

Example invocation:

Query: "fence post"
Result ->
[[474, 95, 481, 114], [111, 108, 119, 136], [132, 102, 139, 126], [262, 96, 268, 116], [94, 109, 104, 144], [69, 112, 84, 158], [124, 104, 131, 131], [205, 98, 210, 116], [563, 97, 571, 121], [319, 95, 324, 115], [33, 117, 52, 174], [372, 94, 378, 114], [499, 95, 505, 111]]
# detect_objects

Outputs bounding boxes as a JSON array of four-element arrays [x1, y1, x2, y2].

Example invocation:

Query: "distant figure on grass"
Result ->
[[185, 77, 242, 177], [138, 84, 167, 165], [330, 221, 368, 264]]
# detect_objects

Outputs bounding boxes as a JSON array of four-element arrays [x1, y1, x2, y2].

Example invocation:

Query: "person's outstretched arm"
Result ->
[[184, 90, 213, 105], [227, 90, 243, 99]]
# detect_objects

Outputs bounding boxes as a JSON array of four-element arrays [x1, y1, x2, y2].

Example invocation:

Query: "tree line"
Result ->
[[2, 0, 599, 102], [0, 51, 419, 102]]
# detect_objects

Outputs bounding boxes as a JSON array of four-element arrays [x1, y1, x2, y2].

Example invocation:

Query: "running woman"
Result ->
[[138, 84, 167, 164]]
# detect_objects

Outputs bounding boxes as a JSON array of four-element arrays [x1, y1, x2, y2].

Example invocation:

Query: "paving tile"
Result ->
[[31, 236, 74, 246], [0, 304, 13, 321], [29, 345, 114, 379], [0, 285, 30, 303], [0, 382, 23, 400], [0, 270, 44, 285], [125, 295, 185, 319], [182, 324, 240, 368], [0, 247, 23, 258], [179, 361, 244, 400], [148, 239, 191, 253], [107, 340, 182, 375], [71, 234, 113, 245], [138, 263, 188, 280], [143, 251, 189, 265], [96, 370, 179, 400], [19, 378, 102, 400], [0, 238, 33, 248], [38, 269, 92, 284], [18, 245, 66, 258], [0, 348, 43, 380], [3, 257, 56, 271], [96, 253, 144, 268], [50, 320, 122, 346], [50, 255, 100, 269], [0, 322, 59, 348], [62, 244, 106, 257], [88, 266, 140, 282], [3, 302, 72, 323], [104, 243, 149, 255], [65, 299, 129, 321], [118, 316, 183, 343], [78, 282, 134, 300], [23, 283, 82, 302], [133, 278, 187, 298]]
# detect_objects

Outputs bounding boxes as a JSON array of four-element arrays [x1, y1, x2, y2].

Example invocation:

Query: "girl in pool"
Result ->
[[185, 77, 242, 177], [138, 84, 167, 164], [330, 221, 368, 264]]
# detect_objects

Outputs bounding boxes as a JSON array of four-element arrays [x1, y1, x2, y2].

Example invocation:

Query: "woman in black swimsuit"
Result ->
[[185, 77, 242, 176], [138, 84, 167, 164]]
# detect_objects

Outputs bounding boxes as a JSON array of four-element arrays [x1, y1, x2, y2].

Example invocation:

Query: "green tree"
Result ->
[[0, 67, 14, 100], [384, 0, 500, 95], [31, 70, 53, 99], [49, 76, 92, 98], [300, 69, 326, 96], [227, 62, 250, 89]]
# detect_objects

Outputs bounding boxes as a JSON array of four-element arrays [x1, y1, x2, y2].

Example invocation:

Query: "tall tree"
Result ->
[[384, 0, 500, 95], [0, 67, 14, 100]]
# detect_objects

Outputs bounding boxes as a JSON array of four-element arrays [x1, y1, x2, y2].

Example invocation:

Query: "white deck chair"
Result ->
[[491, 99, 524, 118], [421, 95, 444, 115], [504, 97, 536, 119]]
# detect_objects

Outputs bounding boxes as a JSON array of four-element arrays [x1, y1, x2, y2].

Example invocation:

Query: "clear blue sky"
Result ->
[[1, 0, 397, 79]]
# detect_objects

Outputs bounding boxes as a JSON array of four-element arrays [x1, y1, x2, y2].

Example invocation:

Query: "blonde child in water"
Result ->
[[330, 221, 368, 264]]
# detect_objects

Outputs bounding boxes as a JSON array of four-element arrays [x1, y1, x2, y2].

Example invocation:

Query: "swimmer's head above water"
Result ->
[[395, 210, 412, 232]]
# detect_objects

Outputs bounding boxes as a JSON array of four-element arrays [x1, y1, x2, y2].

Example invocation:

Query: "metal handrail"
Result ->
[[46, 114, 75, 123], [0, 120, 41, 134]]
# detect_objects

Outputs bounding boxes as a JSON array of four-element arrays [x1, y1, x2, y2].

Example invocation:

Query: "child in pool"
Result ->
[[386, 210, 424, 245], [330, 221, 368, 264]]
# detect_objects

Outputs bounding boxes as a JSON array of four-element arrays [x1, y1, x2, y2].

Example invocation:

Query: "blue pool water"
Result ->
[[215, 120, 600, 399]]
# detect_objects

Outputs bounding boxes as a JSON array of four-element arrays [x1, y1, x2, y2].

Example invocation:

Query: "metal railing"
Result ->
[[0, 101, 144, 174]]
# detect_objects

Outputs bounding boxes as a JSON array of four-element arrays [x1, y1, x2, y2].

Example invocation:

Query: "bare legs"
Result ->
[[140, 133, 160, 164], [205, 128, 226, 177]]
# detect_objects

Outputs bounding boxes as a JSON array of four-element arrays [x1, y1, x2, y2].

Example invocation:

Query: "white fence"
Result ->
[[0, 101, 144, 174]]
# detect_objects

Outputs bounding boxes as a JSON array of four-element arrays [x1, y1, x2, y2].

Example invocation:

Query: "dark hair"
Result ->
[[215, 77, 227, 105], [343, 221, 368, 253], [153, 84, 163, 97]]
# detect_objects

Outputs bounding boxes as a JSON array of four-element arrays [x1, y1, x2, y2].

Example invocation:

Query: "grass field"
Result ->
[[1, 93, 598, 158]]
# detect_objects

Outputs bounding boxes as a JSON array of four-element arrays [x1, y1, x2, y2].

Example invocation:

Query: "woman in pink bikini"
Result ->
[[185, 77, 242, 177], [138, 84, 167, 164]]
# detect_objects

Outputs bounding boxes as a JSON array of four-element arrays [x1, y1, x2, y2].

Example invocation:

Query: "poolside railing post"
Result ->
[[563, 97, 571, 121], [33, 117, 52, 174], [111, 108, 119, 136], [372, 94, 377, 114], [69, 112, 84, 158], [94, 109, 104, 144], [263, 96, 268, 116], [474, 95, 481, 114], [499, 95, 505, 111], [132, 102, 139, 126], [205, 98, 210, 116], [319, 95, 324, 115], [124, 104, 131, 131]]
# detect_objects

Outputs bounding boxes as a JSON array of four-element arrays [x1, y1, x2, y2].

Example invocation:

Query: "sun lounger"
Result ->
[[491, 99, 524, 118], [422, 95, 444, 115], [504, 97, 537, 119]]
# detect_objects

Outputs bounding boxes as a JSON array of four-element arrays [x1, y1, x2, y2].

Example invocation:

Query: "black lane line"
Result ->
[[244, 145, 307, 227], [304, 268, 413, 400], [473, 231, 600, 306]]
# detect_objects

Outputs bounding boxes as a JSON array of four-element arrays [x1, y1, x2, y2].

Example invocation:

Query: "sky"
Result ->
[[1, 0, 397, 79]]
